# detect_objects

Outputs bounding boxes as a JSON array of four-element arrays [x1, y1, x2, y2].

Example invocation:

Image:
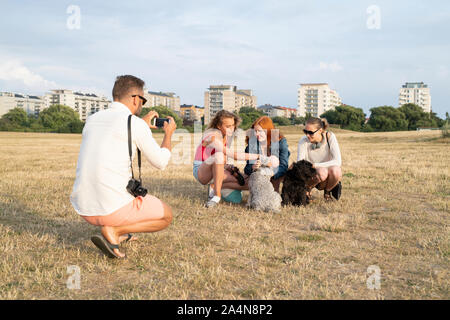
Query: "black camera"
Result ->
[[126, 178, 148, 197]]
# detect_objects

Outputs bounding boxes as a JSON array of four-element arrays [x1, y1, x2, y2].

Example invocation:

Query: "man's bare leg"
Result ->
[[100, 202, 173, 258]]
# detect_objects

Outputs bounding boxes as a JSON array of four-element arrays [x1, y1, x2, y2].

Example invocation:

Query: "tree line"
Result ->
[[0, 103, 448, 134], [320, 104, 448, 132]]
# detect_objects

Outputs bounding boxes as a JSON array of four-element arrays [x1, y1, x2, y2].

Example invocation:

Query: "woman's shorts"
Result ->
[[81, 194, 165, 227], [193, 160, 202, 183], [193, 160, 214, 185]]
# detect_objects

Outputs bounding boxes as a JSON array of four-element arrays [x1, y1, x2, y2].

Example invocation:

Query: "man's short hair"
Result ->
[[112, 75, 145, 101]]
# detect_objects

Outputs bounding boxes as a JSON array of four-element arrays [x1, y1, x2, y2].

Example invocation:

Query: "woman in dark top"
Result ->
[[244, 116, 290, 192]]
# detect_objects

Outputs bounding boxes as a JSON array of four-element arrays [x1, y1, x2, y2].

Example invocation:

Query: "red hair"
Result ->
[[246, 116, 284, 155]]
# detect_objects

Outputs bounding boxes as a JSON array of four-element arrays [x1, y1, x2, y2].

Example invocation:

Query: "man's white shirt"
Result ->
[[70, 101, 171, 216]]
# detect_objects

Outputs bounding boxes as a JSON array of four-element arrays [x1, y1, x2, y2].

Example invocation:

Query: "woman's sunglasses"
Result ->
[[303, 128, 320, 136], [132, 95, 147, 106]]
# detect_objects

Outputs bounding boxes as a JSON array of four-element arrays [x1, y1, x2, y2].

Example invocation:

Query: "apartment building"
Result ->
[[180, 104, 204, 121], [0, 92, 46, 117], [144, 91, 180, 113], [44, 89, 110, 121], [204, 85, 257, 123], [399, 82, 431, 113], [258, 104, 300, 118], [279, 106, 299, 118], [298, 83, 342, 117]]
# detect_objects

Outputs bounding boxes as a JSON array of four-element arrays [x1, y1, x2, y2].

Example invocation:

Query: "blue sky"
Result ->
[[0, 0, 449, 117]]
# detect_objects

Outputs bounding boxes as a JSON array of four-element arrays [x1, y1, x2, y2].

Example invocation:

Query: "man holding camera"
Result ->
[[70, 75, 176, 258]]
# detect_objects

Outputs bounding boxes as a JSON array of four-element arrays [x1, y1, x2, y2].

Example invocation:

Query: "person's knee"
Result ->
[[317, 168, 328, 182], [329, 166, 342, 180], [162, 203, 173, 226]]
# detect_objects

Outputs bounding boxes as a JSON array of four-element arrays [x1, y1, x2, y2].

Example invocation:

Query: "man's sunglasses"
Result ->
[[132, 95, 147, 106], [303, 128, 320, 136]]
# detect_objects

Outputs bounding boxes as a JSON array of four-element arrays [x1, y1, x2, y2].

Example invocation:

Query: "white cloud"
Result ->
[[0, 59, 57, 90]]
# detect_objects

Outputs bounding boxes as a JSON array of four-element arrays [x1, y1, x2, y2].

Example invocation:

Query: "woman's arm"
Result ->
[[244, 145, 253, 176], [297, 137, 308, 161], [225, 148, 260, 161], [204, 131, 260, 161], [273, 138, 290, 180], [313, 133, 342, 168]]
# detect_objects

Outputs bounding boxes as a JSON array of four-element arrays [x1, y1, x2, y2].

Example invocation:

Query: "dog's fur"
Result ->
[[281, 160, 317, 206], [247, 155, 282, 213]]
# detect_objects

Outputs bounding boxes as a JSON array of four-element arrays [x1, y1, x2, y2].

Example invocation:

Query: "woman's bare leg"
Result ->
[[325, 166, 342, 192]]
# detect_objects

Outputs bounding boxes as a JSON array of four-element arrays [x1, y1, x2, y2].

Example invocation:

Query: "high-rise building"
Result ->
[[298, 83, 342, 117], [204, 85, 257, 124], [143, 91, 180, 113], [399, 82, 431, 113], [44, 89, 110, 121], [0, 92, 46, 117]]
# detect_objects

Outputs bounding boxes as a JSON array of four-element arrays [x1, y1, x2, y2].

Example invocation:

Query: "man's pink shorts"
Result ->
[[81, 194, 165, 227]]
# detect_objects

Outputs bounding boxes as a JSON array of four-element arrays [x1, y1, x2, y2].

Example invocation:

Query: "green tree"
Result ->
[[238, 106, 265, 129], [293, 116, 305, 125], [0, 107, 29, 131], [398, 103, 433, 130], [368, 106, 408, 131], [140, 105, 183, 128], [320, 109, 339, 125], [320, 105, 365, 131], [430, 112, 445, 128], [38, 104, 84, 133], [271, 116, 291, 126]]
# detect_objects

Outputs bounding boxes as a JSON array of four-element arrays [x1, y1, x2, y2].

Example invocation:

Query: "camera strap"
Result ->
[[127, 115, 142, 182]]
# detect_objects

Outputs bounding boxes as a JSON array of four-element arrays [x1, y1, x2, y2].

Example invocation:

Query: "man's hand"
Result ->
[[142, 111, 159, 129], [163, 116, 176, 135]]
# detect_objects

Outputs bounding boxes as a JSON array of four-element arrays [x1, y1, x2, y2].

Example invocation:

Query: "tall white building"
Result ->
[[44, 89, 111, 121], [0, 92, 46, 117], [399, 82, 431, 113], [204, 85, 257, 124], [298, 83, 342, 117]]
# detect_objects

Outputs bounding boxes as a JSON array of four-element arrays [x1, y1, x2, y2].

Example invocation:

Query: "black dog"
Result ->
[[281, 160, 317, 206], [226, 165, 245, 186]]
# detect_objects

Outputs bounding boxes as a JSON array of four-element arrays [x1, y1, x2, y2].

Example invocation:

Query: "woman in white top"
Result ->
[[297, 117, 342, 201]]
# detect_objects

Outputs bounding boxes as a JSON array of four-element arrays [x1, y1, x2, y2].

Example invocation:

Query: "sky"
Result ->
[[0, 0, 449, 117]]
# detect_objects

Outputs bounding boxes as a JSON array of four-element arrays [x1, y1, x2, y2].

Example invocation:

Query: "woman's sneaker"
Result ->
[[331, 181, 342, 200], [205, 196, 221, 208]]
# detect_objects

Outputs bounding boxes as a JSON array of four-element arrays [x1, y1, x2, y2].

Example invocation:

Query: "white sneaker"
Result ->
[[205, 196, 221, 208]]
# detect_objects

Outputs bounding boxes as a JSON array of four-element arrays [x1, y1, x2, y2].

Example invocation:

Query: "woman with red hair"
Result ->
[[244, 116, 290, 192]]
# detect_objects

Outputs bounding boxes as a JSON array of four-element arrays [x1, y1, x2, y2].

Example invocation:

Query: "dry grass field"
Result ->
[[0, 127, 448, 299]]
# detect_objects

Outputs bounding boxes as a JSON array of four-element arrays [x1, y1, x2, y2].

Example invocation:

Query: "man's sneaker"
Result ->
[[205, 196, 221, 208], [331, 181, 342, 200]]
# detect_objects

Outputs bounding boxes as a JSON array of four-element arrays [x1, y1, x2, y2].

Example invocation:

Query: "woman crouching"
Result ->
[[297, 117, 343, 201], [193, 110, 260, 208]]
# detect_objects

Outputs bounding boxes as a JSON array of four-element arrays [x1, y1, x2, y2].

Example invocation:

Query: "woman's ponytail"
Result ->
[[320, 118, 329, 130]]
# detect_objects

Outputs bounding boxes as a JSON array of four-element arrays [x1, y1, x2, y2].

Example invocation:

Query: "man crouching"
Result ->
[[70, 75, 176, 258]]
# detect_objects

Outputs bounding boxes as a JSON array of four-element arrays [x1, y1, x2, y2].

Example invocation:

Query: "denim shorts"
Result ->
[[193, 160, 202, 182]]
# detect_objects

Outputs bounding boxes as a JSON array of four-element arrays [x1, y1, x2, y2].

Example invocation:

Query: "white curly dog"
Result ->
[[247, 155, 282, 213]]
